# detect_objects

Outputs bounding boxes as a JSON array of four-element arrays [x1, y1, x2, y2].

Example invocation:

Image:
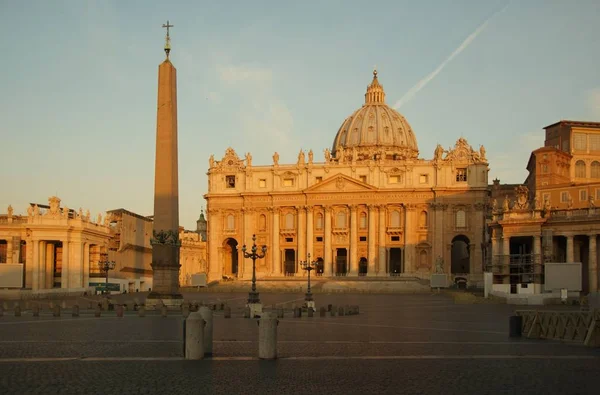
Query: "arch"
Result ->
[[259, 214, 267, 231], [575, 160, 586, 178], [316, 213, 323, 229], [359, 212, 367, 229], [222, 238, 239, 276], [592, 161, 600, 178], [419, 210, 428, 228], [336, 211, 346, 228], [390, 210, 400, 227], [451, 235, 470, 274], [226, 214, 235, 230], [285, 213, 294, 229], [358, 257, 368, 275]]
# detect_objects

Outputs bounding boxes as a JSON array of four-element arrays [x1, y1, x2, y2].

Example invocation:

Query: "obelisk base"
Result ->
[[146, 244, 183, 310]]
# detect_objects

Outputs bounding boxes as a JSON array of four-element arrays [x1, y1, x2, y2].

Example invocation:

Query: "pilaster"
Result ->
[[61, 240, 70, 289], [589, 234, 597, 293], [324, 206, 332, 276], [377, 205, 386, 276], [298, 206, 306, 263], [271, 208, 281, 275], [367, 205, 376, 276], [306, 206, 314, 259]]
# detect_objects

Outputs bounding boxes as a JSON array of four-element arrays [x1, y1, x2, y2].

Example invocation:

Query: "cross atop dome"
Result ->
[[365, 69, 385, 104]]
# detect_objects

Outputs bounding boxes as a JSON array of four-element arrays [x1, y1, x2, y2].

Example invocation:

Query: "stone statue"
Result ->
[[33, 204, 40, 217], [502, 195, 510, 212], [324, 148, 331, 162], [308, 149, 313, 164], [97, 213, 102, 224], [491, 198, 498, 211], [85, 209, 91, 221], [7, 205, 13, 218], [337, 147, 345, 163], [567, 195, 573, 209], [63, 206, 69, 218], [589, 195, 596, 208], [104, 215, 110, 226], [27, 205, 33, 216], [209, 154, 215, 168], [351, 147, 358, 162], [298, 149, 305, 165], [78, 207, 83, 218], [245, 152, 252, 167], [479, 145, 486, 161], [435, 256, 444, 274], [273, 152, 279, 166], [543, 197, 551, 211], [434, 144, 445, 160], [533, 195, 540, 210]]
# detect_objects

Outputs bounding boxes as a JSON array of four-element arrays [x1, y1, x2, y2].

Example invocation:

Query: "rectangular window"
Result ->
[[573, 133, 587, 151], [226, 175, 236, 188], [283, 178, 294, 187], [316, 236, 323, 242], [419, 174, 429, 184], [391, 236, 400, 242], [580, 190, 587, 201], [456, 168, 467, 182], [359, 236, 367, 242], [590, 134, 600, 151], [389, 175, 400, 184], [560, 191, 570, 203], [315, 177, 323, 183], [285, 237, 293, 243], [259, 179, 266, 188]]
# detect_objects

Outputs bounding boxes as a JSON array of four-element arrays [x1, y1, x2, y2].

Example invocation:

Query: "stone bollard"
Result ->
[[14, 305, 21, 317], [338, 306, 344, 316], [277, 308, 284, 319], [53, 305, 61, 317], [319, 307, 326, 317], [72, 305, 80, 317], [116, 305, 124, 318], [308, 308, 314, 318], [199, 306, 214, 356], [185, 312, 206, 360], [87, 301, 93, 310], [32, 304, 40, 317], [224, 306, 231, 319], [161, 305, 168, 318], [94, 304, 101, 317], [258, 312, 279, 360], [0, 305, 3, 317], [138, 306, 146, 317]]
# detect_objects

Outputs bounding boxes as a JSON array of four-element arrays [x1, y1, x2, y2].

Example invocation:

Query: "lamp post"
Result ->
[[98, 253, 116, 295], [300, 253, 317, 310], [241, 234, 267, 304]]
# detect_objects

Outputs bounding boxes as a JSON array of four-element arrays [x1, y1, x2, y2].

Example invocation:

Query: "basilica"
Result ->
[[205, 71, 490, 286]]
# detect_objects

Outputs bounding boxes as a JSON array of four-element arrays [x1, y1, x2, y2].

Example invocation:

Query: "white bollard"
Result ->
[[199, 306, 214, 356], [258, 312, 279, 360], [185, 312, 206, 360]]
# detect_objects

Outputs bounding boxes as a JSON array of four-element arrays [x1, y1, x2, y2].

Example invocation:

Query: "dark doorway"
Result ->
[[576, 235, 589, 294], [315, 257, 324, 276], [509, 236, 534, 289], [335, 248, 347, 276], [451, 235, 470, 274], [284, 249, 296, 275], [224, 239, 239, 276], [390, 248, 402, 274], [0, 240, 7, 263], [358, 257, 368, 276]]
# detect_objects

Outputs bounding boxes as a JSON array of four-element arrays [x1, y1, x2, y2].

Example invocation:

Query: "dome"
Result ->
[[331, 70, 418, 161]]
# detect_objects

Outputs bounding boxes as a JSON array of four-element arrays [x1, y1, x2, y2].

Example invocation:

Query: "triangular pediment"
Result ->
[[304, 174, 377, 193]]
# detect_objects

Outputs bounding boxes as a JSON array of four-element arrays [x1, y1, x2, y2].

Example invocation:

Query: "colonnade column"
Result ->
[[502, 235, 510, 281], [70, 242, 83, 288], [490, 229, 499, 272], [298, 206, 306, 265], [45, 242, 54, 289], [306, 206, 314, 260], [38, 241, 46, 289], [377, 205, 386, 276], [589, 234, 598, 293], [83, 242, 90, 289], [349, 205, 358, 276], [61, 240, 69, 289], [271, 208, 281, 276], [323, 206, 332, 276], [367, 205, 376, 276], [242, 208, 251, 278], [533, 235, 542, 281], [6, 237, 13, 264], [32, 240, 40, 291], [208, 209, 221, 282], [566, 234, 575, 263]]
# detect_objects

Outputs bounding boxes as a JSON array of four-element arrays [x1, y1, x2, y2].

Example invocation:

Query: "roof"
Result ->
[[543, 120, 600, 130], [106, 208, 153, 222]]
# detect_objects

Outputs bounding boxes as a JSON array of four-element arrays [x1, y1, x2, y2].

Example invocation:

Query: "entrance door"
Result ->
[[390, 248, 402, 274], [358, 257, 368, 275], [451, 235, 470, 274], [335, 248, 347, 276], [315, 258, 324, 275], [284, 249, 296, 275]]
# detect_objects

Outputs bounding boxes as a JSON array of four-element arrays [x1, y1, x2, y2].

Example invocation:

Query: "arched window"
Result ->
[[336, 211, 346, 228], [419, 211, 428, 228], [259, 214, 267, 231], [316, 213, 323, 229], [359, 212, 367, 229], [592, 161, 600, 178], [575, 160, 586, 178], [455, 210, 466, 229], [285, 213, 294, 229], [390, 210, 400, 227], [226, 214, 235, 230]]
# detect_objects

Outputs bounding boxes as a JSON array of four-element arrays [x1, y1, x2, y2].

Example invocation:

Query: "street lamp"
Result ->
[[300, 253, 317, 310], [98, 252, 116, 295], [241, 234, 267, 304]]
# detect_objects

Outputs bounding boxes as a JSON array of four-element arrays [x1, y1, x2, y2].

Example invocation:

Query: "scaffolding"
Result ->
[[486, 253, 544, 284]]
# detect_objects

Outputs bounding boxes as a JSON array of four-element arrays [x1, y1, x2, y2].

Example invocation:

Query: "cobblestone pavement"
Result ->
[[1, 292, 599, 394]]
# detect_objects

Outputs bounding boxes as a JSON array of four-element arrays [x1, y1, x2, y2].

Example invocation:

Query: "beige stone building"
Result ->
[[205, 71, 489, 286], [488, 121, 600, 296]]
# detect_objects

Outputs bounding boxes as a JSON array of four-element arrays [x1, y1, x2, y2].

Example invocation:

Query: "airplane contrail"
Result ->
[[393, 2, 511, 109]]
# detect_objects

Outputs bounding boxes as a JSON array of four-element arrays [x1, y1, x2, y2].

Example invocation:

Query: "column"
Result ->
[[349, 205, 358, 276], [404, 205, 413, 273], [208, 209, 221, 282], [367, 205, 376, 276], [45, 242, 54, 289], [377, 205, 386, 276], [298, 206, 306, 264], [39, 241, 46, 290], [306, 207, 314, 259], [324, 206, 332, 276], [566, 234, 574, 263], [32, 240, 40, 291], [502, 236, 510, 282], [83, 242, 90, 288], [61, 240, 70, 289], [589, 234, 597, 293], [242, 208, 251, 278], [6, 237, 13, 264], [271, 208, 281, 275], [69, 242, 84, 288], [533, 235, 542, 282]]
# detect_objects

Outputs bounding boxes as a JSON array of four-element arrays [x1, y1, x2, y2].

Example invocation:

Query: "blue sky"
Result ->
[[1, 0, 599, 229]]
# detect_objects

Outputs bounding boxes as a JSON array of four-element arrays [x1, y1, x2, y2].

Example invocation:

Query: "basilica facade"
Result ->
[[205, 71, 489, 285]]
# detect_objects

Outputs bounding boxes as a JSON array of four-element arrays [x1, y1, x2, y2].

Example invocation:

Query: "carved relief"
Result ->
[[513, 186, 529, 210], [212, 147, 245, 172]]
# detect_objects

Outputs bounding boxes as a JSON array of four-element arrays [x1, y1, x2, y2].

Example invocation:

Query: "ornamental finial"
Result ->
[[162, 20, 174, 58]]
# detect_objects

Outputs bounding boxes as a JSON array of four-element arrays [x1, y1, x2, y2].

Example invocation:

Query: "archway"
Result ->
[[390, 248, 402, 274], [358, 257, 368, 276], [284, 249, 296, 275], [223, 238, 239, 276], [451, 235, 470, 274], [335, 248, 347, 276]]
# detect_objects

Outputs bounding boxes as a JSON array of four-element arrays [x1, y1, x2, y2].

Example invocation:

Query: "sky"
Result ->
[[1, 0, 599, 229]]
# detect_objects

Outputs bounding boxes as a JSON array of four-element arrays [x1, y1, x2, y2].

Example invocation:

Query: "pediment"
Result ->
[[304, 174, 377, 193]]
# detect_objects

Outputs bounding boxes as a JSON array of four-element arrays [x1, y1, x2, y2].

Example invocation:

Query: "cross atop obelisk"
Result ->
[[162, 20, 173, 58]]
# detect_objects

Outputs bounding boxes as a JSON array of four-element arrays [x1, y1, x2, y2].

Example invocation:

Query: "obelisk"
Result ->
[[146, 20, 183, 308]]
